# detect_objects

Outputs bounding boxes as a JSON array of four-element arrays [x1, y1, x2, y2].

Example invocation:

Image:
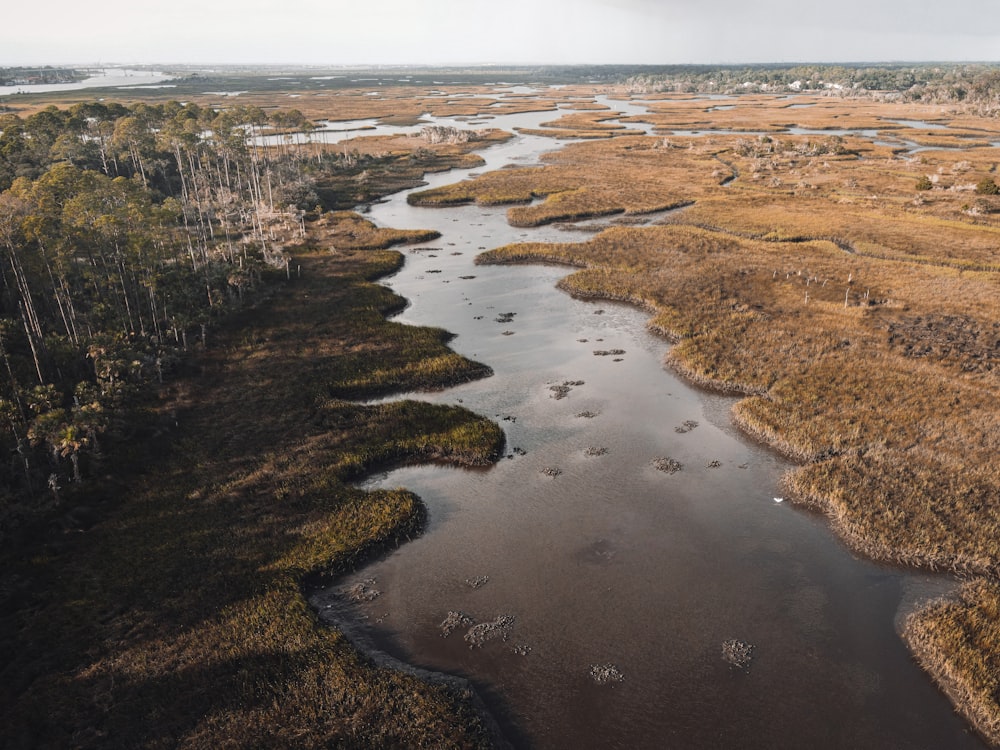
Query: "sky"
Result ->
[[3, 0, 1000, 66]]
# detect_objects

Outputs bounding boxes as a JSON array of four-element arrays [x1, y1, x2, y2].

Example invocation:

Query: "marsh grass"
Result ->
[[318, 210, 440, 249], [311, 132, 511, 210], [675, 197, 1000, 272], [632, 95, 999, 137], [0, 225, 504, 747], [411, 135, 724, 226], [904, 580, 1000, 746], [514, 110, 648, 140]]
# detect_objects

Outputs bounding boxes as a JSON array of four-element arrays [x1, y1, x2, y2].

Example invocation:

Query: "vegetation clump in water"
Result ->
[[652, 457, 684, 474], [590, 663, 625, 684], [343, 579, 382, 602], [722, 639, 756, 670], [464, 615, 516, 649], [550, 380, 584, 399], [440, 610, 477, 637]]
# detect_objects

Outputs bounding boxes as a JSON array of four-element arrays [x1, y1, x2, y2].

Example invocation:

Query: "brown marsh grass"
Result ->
[[886, 132, 995, 149], [515, 110, 648, 139], [410, 135, 726, 225], [317, 210, 440, 250], [904, 579, 1000, 746], [321, 128, 512, 159], [631, 94, 1000, 136], [674, 196, 1000, 271]]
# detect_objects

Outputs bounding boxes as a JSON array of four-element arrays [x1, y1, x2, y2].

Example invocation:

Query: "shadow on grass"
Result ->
[[1, 246, 510, 749]]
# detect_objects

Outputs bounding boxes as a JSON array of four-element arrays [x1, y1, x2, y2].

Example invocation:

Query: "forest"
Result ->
[[621, 63, 1000, 108], [0, 100, 332, 539]]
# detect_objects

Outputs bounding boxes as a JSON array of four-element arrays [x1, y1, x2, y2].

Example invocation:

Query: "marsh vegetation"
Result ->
[[3, 68, 999, 748]]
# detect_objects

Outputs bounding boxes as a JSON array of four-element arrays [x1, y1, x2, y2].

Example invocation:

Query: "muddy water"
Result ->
[[313, 109, 987, 749]]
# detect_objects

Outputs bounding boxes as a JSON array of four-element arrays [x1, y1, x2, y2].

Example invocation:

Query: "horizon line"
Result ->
[[3, 60, 1000, 69]]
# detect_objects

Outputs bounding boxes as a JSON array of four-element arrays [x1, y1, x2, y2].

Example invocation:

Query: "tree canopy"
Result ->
[[0, 100, 331, 532]]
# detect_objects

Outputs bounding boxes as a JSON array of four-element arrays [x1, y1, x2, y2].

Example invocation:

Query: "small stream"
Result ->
[[311, 98, 988, 749]]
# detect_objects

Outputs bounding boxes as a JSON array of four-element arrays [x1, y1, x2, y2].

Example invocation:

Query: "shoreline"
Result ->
[[303, 502, 515, 750], [903, 593, 1000, 748], [294, 242, 516, 746]]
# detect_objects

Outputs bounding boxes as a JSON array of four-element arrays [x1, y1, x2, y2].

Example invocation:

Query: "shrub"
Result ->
[[974, 176, 999, 194]]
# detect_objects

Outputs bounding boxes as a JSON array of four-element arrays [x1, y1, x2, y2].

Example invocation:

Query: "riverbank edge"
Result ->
[[902, 584, 1000, 747], [305, 561, 515, 750], [299, 451, 514, 750], [476, 249, 1000, 747], [290, 246, 514, 747], [300, 247, 513, 750]]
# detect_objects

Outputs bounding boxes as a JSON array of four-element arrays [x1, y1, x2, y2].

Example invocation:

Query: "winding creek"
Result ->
[[310, 101, 989, 748]]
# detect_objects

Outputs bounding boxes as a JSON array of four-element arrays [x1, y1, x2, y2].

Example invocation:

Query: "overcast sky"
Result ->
[[4, 0, 1000, 66]]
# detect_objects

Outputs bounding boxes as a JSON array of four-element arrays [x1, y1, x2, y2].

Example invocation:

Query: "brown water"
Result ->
[[312, 110, 988, 749]]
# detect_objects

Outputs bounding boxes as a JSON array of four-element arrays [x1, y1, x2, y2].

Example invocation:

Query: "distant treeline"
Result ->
[[13, 63, 1000, 104], [618, 63, 1000, 110], [0, 67, 85, 87]]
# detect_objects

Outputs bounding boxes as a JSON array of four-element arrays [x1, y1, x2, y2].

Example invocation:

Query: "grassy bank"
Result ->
[[0, 231, 505, 748], [312, 130, 513, 210], [409, 135, 724, 225], [904, 580, 1000, 745]]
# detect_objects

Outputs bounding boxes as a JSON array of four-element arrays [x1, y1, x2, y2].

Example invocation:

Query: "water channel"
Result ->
[[311, 100, 988, 749]]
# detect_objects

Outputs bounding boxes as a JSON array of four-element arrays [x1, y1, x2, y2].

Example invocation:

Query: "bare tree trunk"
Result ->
[[18, 300, 45, 384], [4, 246, 46, 383]]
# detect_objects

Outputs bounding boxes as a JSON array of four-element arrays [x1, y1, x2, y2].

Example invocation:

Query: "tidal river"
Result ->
[[312, 104, 987, 749]]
